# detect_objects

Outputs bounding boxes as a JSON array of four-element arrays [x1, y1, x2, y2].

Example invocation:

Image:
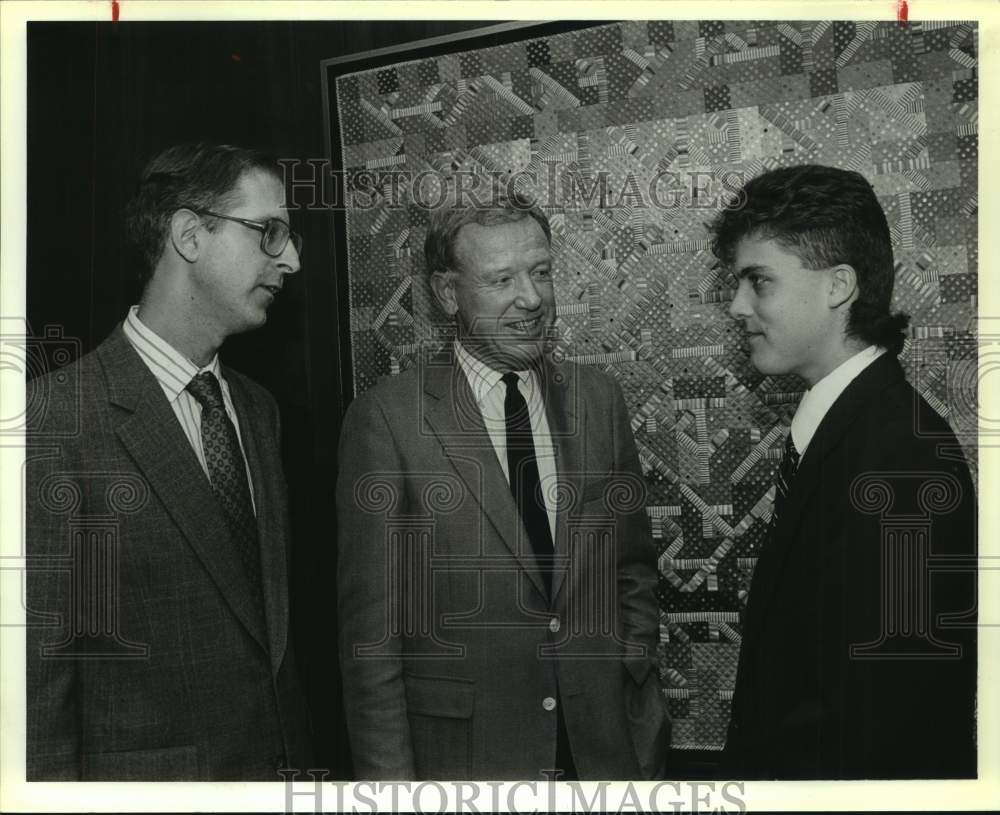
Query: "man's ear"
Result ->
[[169, 208, 203, 263], [827, 263, 858, 310], [429, 270, 459, 316]]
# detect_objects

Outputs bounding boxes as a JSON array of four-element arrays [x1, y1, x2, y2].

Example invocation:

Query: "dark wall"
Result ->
[[26, 19, 498, 776]]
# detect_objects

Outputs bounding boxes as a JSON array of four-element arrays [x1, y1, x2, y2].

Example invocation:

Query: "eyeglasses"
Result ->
[[186, 208, 302, 258]]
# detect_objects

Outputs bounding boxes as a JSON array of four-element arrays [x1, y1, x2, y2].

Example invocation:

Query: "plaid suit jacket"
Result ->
[[26, 326, 313, 780]]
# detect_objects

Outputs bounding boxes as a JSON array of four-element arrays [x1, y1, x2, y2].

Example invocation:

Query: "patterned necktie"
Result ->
[[770, 431, 800, 530], [186, 371, 265, 615], [502, 372, 554, 595]]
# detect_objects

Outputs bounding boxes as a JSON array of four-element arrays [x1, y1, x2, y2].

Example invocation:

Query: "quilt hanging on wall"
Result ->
[[331, 19, 978, 750]]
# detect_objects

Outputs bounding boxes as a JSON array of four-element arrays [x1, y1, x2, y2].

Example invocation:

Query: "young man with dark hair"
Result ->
[[336, 189, 669, 780], [26, 143, 313, 779], [714, 164, 976, 779]]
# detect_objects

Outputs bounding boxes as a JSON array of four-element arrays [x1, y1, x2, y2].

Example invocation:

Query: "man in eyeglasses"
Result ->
[[26, 143, 313, 780]]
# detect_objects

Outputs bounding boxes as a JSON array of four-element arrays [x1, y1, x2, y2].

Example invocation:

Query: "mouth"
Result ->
[[260, 284, 282, 298], [507, 315, 543, 333]]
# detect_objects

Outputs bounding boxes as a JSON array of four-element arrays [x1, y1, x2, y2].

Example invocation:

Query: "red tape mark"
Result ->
[[111, 0, 120, 22], [897, 0, 909, 25]]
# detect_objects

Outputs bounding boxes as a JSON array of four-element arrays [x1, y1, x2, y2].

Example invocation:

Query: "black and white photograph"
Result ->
[[1, 1, 996, 812]]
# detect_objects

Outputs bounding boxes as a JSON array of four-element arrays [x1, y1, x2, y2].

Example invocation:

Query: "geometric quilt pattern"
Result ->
[[332, 19, 979, 750]]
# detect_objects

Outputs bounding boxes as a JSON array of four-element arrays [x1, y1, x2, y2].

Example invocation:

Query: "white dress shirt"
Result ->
[[454, 341, 558, 541], [790, 344, 887, 459], [122, 305, 256, 513]]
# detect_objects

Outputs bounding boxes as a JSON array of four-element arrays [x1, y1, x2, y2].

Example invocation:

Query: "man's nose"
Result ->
[[514, 274, 542, 310], [278, 240, 301, 275], [729, 280, 750, 320]]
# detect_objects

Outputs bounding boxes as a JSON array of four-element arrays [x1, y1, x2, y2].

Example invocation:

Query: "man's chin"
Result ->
[[746, 349, 769, 374], [508, 339, 548, 363], [234, 309, 269, 335], [749, 352, 793, 378], [475, 342, 545, 372]]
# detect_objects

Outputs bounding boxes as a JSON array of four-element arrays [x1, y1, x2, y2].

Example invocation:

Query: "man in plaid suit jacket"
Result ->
[[26, 143, 313, 780]]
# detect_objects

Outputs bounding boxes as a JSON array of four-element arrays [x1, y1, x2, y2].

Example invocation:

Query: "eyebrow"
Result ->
[[242, 211, 290, 225], [482, 260, 550, 276], [734, 263, 768, 279]]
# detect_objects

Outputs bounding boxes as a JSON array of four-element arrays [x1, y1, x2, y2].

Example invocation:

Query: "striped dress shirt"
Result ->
[[122, 305, 256, 513], [454, 340, 558, 541]]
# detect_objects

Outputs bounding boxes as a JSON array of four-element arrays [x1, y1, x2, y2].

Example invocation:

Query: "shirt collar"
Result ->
[[124, 305, 222, 402], [791, 345, 886, 456], [454, 340, 531, 405]]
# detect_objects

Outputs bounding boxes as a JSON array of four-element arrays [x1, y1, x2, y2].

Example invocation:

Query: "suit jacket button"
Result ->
[[542, 696, 557, 711], [548, 617, 560, 633]]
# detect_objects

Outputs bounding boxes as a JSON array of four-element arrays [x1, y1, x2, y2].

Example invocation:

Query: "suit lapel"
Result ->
[[226, 370, 288, 671], [421, 356, 549, 599], [98, 329, 269, 651], [752, 353, 904, 617], [541, 358, 582, 603]]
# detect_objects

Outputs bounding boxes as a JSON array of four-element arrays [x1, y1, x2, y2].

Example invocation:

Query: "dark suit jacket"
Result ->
[[26, 327, 313, 780], [722, 353, 976, 779], [336, 351, 668, 780]]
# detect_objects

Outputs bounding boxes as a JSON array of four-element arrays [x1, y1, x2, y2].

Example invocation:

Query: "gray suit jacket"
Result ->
[[26, 327, 313, 780], [336, 351, 668, 780]]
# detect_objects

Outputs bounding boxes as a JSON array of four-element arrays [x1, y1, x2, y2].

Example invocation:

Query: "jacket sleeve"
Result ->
[[335, 391, 416, 779], [606, 379, 659, 667], [829, 421, 977, 778], [607, 379, 670, 777]]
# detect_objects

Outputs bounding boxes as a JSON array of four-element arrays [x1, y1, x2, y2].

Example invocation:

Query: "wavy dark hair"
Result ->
[[125, 143, 282, 286], [710, 164, 909, 355]]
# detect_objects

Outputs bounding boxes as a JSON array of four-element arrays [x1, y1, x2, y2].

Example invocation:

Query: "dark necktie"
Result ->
[[186, 371, 265, 615], [501, 372, 575, 778], [502, 372, 554, 595], [770, 431, 800, 530]]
